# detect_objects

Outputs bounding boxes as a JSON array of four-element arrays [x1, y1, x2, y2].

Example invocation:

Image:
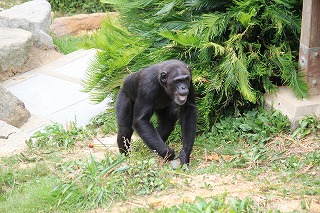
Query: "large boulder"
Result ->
[[50, 12, 118, 37], [0, 0, 53, 48], [0, 85, 31, 127], [0, 28, 33, 81]]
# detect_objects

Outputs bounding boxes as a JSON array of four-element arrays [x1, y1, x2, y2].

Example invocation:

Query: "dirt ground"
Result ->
[[108, 167, 320, 213], [110, 174, 316, 212], [77, 135, 320, 213]]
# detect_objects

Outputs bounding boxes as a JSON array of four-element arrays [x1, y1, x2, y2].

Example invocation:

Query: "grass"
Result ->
[[0, 108, 319, 212], [26, 121, 93, 149], [52, 34, 93, 55], [0, 0, 28, 9], [0, 178, 61, 212], [135, 195, 260, 213]]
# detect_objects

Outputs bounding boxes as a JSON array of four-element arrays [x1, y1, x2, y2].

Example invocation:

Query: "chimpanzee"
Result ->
[[116, 59, 198, 166]]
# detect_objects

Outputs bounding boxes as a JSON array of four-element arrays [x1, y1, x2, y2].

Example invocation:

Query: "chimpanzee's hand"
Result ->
[[159, 147, 175, 161], [178, 150, 191, 170]]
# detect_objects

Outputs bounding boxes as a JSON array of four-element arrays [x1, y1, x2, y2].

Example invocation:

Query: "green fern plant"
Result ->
[[82, 16, 150, 102], [83, 0, 305, 131]]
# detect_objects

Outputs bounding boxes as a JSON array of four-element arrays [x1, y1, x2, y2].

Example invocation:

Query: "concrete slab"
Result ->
[[2, 49, 96, 88], [0, 48, 112, 156], [53, 52, 95, 81], [7, 74, 88, 117], [47, 97, 111, 127], [265, 86, 320, 129], [20, 114, 52, 136]]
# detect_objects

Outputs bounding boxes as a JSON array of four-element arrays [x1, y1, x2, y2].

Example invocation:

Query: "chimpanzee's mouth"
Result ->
[[175, 95, 188, 105]]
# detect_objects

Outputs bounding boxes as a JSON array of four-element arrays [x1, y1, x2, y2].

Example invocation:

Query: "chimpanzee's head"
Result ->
[[159, 60, 191, 105]]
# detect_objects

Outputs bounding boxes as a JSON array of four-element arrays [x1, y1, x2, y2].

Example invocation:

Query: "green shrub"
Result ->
[[83, 0, 305, 131], [26, 122, 92, 149], [196, 108, 290, 168], [292, 114, 320, 138], [48, 0, 114, 14], [87, 109, 118, 134], [0, 0, 28, 9], [52, 35, 91, 54]]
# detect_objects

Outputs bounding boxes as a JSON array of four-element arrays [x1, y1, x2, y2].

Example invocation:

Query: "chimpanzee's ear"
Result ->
[[160, 71, 167, 83], [187, 65, 192, 73]]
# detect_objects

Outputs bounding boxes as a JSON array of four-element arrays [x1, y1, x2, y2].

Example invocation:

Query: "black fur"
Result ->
[[116, 60, 198, 166]]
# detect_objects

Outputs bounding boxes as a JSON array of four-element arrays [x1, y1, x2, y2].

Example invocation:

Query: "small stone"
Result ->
[[169, 159, 180, 169], [88, 141, 94, 148]]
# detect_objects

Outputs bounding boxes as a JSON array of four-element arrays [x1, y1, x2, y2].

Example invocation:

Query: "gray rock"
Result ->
[[0, 85, 31, 127], [0, 0, 53, 48], [0, 28, 33, 80], [0, 120, 28, 157]]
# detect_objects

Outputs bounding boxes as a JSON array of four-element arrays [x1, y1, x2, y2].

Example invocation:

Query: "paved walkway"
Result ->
[[1, 49, 111, 155], [3, 49, 110, 135]]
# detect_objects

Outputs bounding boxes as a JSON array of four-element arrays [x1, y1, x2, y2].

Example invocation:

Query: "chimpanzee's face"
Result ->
[[160, 64, 191, 105]]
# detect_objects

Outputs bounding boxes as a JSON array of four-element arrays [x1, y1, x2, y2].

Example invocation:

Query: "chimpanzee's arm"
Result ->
[[179, 84, 198, 165], [132, 97, 175, 160]]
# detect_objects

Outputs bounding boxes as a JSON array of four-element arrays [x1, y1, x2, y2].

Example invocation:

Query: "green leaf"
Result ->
[[156, 1, 176, 16], [238, 8, 256, 27], [239, 124, 252, 131], [159, 31, 201, 47]]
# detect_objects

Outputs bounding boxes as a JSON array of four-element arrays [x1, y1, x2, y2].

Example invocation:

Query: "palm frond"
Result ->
[[273, 0, 296, 9], [268, 45, 308, 99], [160, 21, 191, 30], [289, 68, 308, 99], [264, 7, 300, 42], [159, 31, 201, 47], [156, 1, 176, 16], [82, 17, 150, 103], [185, 0, 232, 12], [219, 49, 256, 103], [102, 0, 153, 7], [188, 13, 229, 41]]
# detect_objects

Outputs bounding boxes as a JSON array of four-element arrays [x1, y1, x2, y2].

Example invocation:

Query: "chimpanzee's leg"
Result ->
[[156, 103, 178, 142], [116, 89, 134, 155]]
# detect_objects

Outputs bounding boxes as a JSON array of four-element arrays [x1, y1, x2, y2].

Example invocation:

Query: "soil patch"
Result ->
[[108, 171, 319, 213]]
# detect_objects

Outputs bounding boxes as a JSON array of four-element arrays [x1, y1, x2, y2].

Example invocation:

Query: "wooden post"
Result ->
[[299, 0, 320, 96]]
